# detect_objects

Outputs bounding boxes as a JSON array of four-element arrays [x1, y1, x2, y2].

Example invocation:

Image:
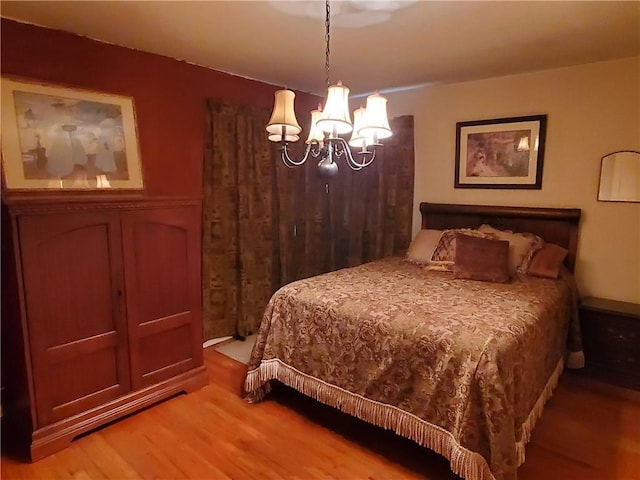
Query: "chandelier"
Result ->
[[266, 0, 392, 179]]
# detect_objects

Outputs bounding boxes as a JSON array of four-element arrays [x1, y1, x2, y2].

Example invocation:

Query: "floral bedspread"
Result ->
[[244, 257, 579, 480]]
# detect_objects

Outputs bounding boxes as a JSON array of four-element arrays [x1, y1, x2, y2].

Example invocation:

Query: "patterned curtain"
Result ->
[[202, 100, 280, 339], [326, 115, 415, 269], [280, 115, 415, 280], [202, 102, 414, 341]]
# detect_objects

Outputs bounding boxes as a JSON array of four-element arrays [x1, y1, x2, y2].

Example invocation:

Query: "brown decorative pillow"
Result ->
[[431, 228, 495, 262], [427, 228, 495, 273], [453, 234, 510, 283], [478, 224, 544, 277], [406, 229, 443, 265], [526, 243, 568, 279]]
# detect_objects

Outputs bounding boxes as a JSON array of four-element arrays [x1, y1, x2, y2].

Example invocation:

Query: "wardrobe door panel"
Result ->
[[19, 212, 131, 427], [139, 325, 193, 377], [121, 206, 203, 389]]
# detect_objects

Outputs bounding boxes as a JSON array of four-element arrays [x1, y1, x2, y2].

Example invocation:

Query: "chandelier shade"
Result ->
[[358, 93, 392, 142], [266, 89, 302, 142], [316, 82, 353, 135], [268, 132, 300, 143], [349, 106, 374, 149], [306, 107, 326, 144], [265, 0, 392, 179]]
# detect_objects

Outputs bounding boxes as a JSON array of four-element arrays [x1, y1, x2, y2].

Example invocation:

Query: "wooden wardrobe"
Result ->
[[1, 194, 208, 461]]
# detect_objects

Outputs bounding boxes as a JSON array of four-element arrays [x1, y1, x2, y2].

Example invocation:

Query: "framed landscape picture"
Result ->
[[454, 115, 547, 189], [1, 78, 143, 190]]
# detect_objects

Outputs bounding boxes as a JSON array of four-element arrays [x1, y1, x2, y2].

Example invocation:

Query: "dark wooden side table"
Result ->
[[579, 296, 640, 390]]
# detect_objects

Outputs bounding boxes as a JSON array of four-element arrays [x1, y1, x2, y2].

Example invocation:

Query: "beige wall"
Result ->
[[385, 57, 640, 303]]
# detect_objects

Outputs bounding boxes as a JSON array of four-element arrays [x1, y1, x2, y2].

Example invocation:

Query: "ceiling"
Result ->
[[2, 1, 639, 96]]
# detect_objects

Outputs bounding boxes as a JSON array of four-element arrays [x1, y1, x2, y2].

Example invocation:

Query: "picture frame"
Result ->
[[1, 78, 143, 190], [454, 114, 547, 189]]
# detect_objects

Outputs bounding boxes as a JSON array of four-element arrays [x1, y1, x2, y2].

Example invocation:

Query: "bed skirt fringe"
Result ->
[[245, 359, 496, 480], [514, 357, 564, 466]]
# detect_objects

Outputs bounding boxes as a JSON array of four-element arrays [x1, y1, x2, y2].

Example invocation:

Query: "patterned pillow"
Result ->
[[478, 224, 544, 277], [426, 228, 495, 272], [519, 240, 546, 273], [423, 260, 456, 272], [431, 228, 496, 262]]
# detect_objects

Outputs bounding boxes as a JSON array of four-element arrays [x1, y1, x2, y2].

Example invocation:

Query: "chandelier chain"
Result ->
[[325, 0, 330, 88]]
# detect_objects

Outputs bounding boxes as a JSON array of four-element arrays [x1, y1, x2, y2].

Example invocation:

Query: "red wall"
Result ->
[[1, 18, 320, 196]]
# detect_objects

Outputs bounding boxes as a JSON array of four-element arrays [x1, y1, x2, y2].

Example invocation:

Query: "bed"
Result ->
[[244, 202, 583, 480]]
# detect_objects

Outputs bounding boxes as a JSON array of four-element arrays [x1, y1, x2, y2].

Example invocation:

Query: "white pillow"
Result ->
[[406, 229, 443, 265]]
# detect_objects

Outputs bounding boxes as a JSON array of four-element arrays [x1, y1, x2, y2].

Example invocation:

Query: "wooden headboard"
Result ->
[[419, 203, 582, 272]]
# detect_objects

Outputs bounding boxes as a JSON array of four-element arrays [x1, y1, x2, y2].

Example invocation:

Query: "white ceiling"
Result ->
[[2, 1, 639, 96]]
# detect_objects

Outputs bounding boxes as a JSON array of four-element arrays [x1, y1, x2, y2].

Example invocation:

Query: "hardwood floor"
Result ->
[[3, 347, 639, 479]]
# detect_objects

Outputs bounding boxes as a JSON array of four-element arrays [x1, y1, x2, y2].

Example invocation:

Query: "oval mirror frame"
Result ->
[[598, 150, 640, 203]]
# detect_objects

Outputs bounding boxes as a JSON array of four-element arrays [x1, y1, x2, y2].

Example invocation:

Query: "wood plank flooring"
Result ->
[[2, 347, 639, 479]]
